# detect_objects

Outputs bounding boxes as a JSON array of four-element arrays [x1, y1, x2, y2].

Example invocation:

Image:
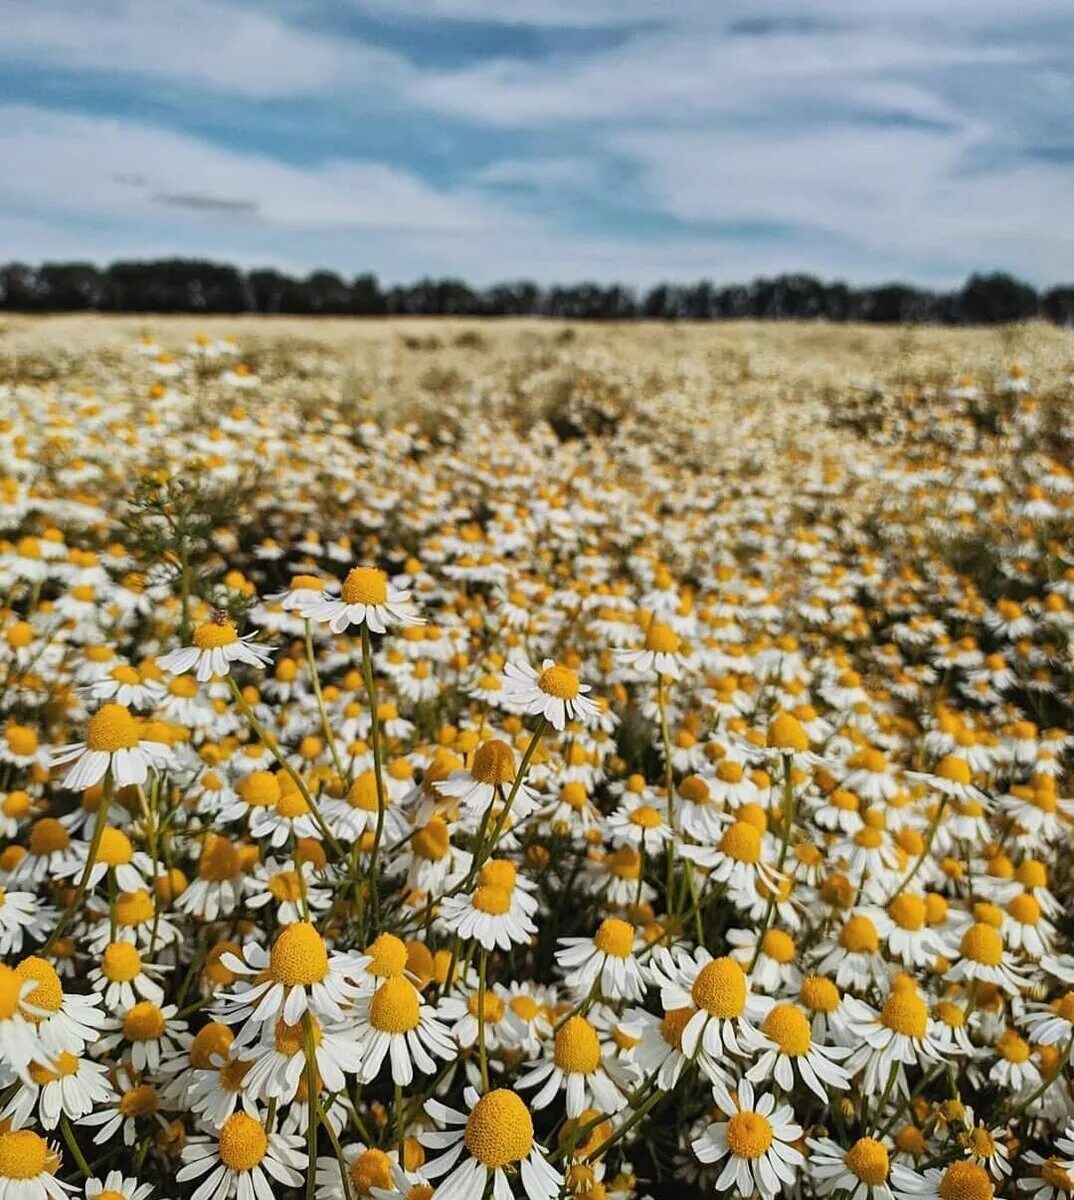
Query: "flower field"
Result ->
[[0, 313, 1073, 1200]]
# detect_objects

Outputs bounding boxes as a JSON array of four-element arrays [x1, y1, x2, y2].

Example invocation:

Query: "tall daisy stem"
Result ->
[[477, 947, 490, 1091], [305, 619, 349, 788], [45, 776, 111, 952], [60, 1114, 91, 1178], [360, 625, 388, 909], [227, 675, 345, 859], [749, 753, 794, 970], [303, 1012, 319, 1200]]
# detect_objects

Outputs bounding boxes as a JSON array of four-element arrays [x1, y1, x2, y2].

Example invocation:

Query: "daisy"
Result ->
[[744, 1001, 852, 1101], [215, 921, 369, 1032], [438, 859, 538, 953], [0, 1127, 73, 1200], [3, 1049, 113, 1131], [615, 620, 690, 679], [502, 658, 600, 731], [516, 1014, 628, 1117], [239, 1014, 363, 1104], [421, 1087, 562, 1200], [692, 1077, 804, 1200], [177, 1112, 307, 1200], [0, 889, 53, 955], [349, 974, 455, 1086], [50, 705, 173, 791], [157, 616, 274, 682], [944, 921, 1029, 996], [648, 948, 768, 1075], [844, 980, 943, 1096], [87, 941, 168, 1010], [806, 1135, 896, 1200], [892, 1160, 995, 1200], [555, 918, 646, 1002], [433, 739, 539, 820], [93, 1000, 187, 1073], [83, 1173, 154, 1200], [301, 566, 423, 633]]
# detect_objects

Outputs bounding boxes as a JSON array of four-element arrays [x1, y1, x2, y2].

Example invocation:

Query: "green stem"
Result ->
[[360, 625, 388, 912], [227, 675, 345, 859], [303, 1012, 319, 1200], [60, 1115, 91, 1178], [46, 778, 111, 952], [305, 619, 348, 788]]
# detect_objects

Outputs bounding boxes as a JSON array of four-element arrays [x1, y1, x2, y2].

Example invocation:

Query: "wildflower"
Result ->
[[157, 615, 274, 681], [50, 704, 173, 790]]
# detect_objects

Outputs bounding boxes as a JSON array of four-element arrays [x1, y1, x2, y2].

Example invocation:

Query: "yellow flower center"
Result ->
[[217, 1112, 268, 1172], [192, 620, 239, 650], [480, 860, 517, 890], [472, 885, 511, 915], [464, 1090, 535, 1168], [510, 995, 540, 1022], [29, 818, 69, 855], [119, 1085, 158, 1118], [268, 871, 302, 902], [1041, 1161, 1074, 1192], [593, 917, 634, 958], [29, 1051, 80, 1084], [996, 1028, 1030, 1062], [269, 921, 329, 987], [800, 976, 840, 1013], [845, 1137, 890, 1185], [276, 790, 310, 820], [470, 740, 516, 786], [102, 941, 142, 982], [767, 713, 808, 752], [691, 957, 747, 1018], [629, 805, 662, 829], [554, 1016, 602, 1074], [762, 1004, 812, 1055], [350, 1148, 393, 1195], [0, 965, 23, 1020], [467, 991, 505, 1022], [644, 623, 680, 654], [660, 1006, 695, 1050], [274, 1016, 321, 1057], [116, 889, 155, 926], [199, 835, 241, 882], [16, 957, 62, 1016], [936, 756, 972, 785], [960, 923, 1003, 966], [413, 818, 450, 861], [1008, 893, 1041, 925], [95, 826, 133, 867], [880, 990, 928, 1038], [123, 1001, 165, 1041], [0, 1129, 49, 1180], [2, 791, 31, 818], [937, 1162, 993, 1200], [190, 1022, 234, 1069], [761, 929, 795, 964], [6, 726, 37, 756], [85, 704, 139, 752], [238, 771, 281, 808], [726, 1111, 774, 1159], [365, 932, 409, 979], [369, 977, 421, 1033], [840, 915, 879, 954], [221, 1057, 254, 1092], [888, 893, 927, 931], [538, 664, 580, 700], [341, 568, 389, 606], [720, 821, 762, 864]]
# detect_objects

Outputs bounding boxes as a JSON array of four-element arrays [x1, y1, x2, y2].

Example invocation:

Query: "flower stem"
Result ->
[[45, 777, 111, 952]]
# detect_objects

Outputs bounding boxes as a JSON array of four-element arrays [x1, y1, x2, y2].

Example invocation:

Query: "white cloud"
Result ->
[[2, 0, 403, 98], [0, 107, 511, 233]]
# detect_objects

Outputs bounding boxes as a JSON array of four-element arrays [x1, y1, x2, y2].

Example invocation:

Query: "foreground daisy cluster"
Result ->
[[0, 318, 1073, 1200]]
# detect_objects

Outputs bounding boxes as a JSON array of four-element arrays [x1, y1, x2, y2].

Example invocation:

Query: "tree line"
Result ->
[[2, 259, 1073, 324]]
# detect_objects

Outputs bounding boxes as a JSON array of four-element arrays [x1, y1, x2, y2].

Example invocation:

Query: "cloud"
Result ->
[[2, 0, 403, 98], [0, 107, 510, 234]]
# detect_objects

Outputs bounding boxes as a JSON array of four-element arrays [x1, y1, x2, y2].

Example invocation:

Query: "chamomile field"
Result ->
[[0, 313, 1073, 1200]]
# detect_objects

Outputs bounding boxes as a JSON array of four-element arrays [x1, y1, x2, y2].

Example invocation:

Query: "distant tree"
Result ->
[[959, 273, 1039, 324], [0, 258, 1068, 326]]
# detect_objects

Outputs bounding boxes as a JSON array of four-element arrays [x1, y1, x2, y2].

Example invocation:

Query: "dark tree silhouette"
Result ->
[[0, 259, 1066, 325]]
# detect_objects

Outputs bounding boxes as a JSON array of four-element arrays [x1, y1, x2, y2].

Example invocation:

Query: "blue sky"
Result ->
[[2, 0, 1072, 286]]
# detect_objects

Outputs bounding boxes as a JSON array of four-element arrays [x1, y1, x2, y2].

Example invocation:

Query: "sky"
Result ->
[[2, 0, 1073, 288]]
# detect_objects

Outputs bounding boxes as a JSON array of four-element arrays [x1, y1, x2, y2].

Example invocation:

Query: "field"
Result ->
[[0, 314, 1073, 1200]]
